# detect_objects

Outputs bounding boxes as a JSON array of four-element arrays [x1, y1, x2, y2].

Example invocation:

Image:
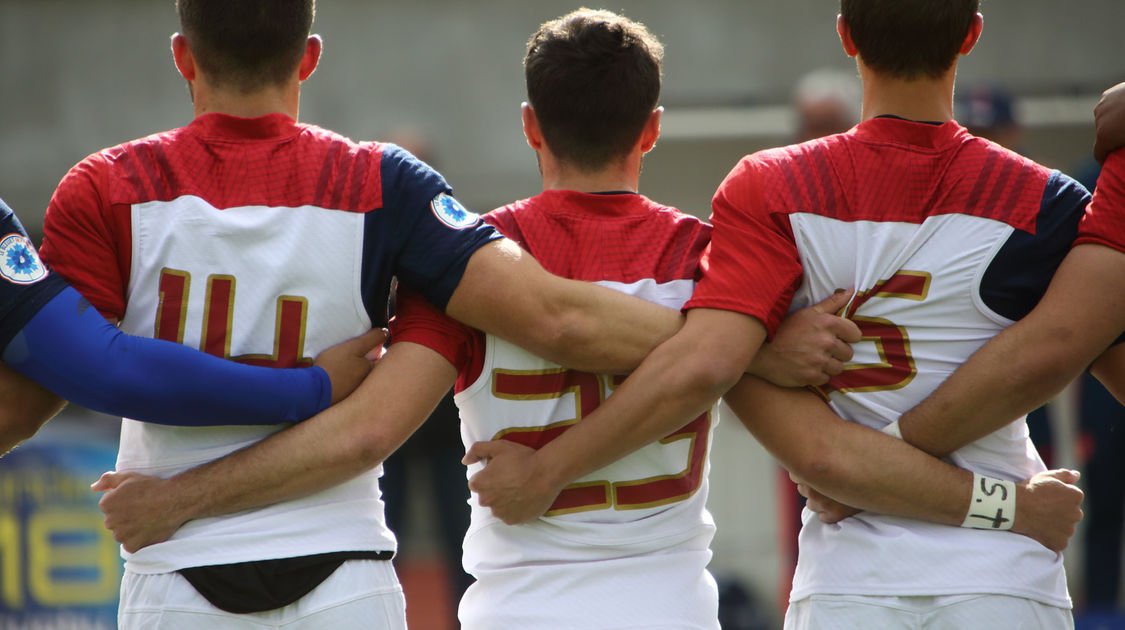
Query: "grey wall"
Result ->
[[3, 0, 1123, 237]]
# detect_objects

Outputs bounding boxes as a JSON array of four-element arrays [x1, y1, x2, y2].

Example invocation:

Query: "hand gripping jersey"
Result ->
[[40, 113, 499, 574], [688, 117, 1090, 607], [393, 190, 720, 629]]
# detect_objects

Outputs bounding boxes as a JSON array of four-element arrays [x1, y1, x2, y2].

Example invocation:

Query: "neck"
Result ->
[[858, 62, 957, 123], [539, 151, 641, 193], [190, 78, 301, 120]]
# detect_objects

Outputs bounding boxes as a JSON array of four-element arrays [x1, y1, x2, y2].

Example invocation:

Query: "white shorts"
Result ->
[[119, 560, 406, 630], [459, 548, 719, 630], [784, 593, 1073, 630]]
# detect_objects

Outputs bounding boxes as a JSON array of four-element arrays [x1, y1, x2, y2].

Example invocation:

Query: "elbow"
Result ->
[[340, 428, 394, 473], [692, 355, 747, 400], [786, 436, 847, 490], [0, 411, 53, 455], [664, 348, 747, 406], [523, 304, 604, 368]]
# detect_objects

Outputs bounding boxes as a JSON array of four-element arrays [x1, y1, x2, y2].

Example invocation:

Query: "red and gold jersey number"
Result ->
[[816, 270, 932, 396], [490, 369, 711, 517], [155, 267, 313, 367]]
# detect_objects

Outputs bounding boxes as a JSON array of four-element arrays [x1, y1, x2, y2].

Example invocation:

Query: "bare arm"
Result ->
[[463, 307, 766, 524], [449, 240, 859, 385], [726, 375, 1084, 551], [94, 342, 456, 552], [0, 362, 66, 455], [1090, 342, 1125, 405], [898, 244, 1125, 457], [446, 239, 684, 374]]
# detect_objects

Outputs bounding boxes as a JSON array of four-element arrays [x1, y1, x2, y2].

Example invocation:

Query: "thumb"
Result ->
[[463, 440, 503, 465], [812, 288, 854, 316], [352, 328, 388, 354], [91, 470, 125, 492]]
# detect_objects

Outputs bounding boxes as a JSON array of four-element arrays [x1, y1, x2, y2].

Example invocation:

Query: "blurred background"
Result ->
[[2, 1, 1123, 629]]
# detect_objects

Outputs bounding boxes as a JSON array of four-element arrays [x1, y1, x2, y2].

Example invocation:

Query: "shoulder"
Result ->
[[374, 142, 451, 208], [718, 137, 841, 203], [636, 196, 713, 244], [293, 122, 389, 175], [726, 141, 815, 181]]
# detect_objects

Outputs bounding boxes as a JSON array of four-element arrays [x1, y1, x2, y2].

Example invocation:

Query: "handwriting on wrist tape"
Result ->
[[962, 473, 1015, 530]]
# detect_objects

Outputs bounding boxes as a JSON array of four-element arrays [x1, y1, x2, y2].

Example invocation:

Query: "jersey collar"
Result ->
[[853, 116, 969, 151], [188, 112, 303, 141], [533, 189, 656, 218]]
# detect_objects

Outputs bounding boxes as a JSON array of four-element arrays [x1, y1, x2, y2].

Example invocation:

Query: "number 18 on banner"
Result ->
[[0, 420, 121, 629]]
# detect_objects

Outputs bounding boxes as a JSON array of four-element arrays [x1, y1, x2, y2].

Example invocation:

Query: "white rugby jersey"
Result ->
[[392, 190, 721, 628], [41, 113, 501, 573], [690, 117, 1090, 607], [788, 213, 1069, 606]]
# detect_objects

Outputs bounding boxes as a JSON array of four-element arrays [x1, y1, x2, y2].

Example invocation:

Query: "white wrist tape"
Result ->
[[880, 420, 903, 440], [961, 472, 1016, 530]]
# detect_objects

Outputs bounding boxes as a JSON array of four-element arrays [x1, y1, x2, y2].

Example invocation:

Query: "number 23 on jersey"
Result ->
[[490, 369, 710, 517]]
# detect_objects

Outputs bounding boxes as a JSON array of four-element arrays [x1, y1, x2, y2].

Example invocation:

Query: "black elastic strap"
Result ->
[[178, 550, 394, 614]]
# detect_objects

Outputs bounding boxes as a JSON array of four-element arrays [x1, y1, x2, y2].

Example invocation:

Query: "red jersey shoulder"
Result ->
[[88, 122, 386, 213], [938, 135, 1050, 231], [1078, 151, 1125, 252], [722, 129, 1049, 231], [484, 194, 709, 284]]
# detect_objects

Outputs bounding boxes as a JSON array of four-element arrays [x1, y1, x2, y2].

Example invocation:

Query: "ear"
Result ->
[[837, 15, 858, 58], [298, 35, 323, 81], [171, 33, 196, 81], [521, 103, 544, 151], [959, 13, 984, 55], [638, 107, 663, 154]]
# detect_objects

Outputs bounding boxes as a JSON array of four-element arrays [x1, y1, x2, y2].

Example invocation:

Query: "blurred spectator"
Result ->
[[957, 84, 1125, 617], [775, 66, 863, 613], [956, 84, 1025, 152], [381, 126, 474, 629], [793, 68, 862, 143]]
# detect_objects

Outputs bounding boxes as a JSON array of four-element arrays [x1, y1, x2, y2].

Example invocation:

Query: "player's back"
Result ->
[[40, 112, 495, 576], [450, 190, 721, 629], [745, 116, 1090, 606], [460, 191, 713, 551]]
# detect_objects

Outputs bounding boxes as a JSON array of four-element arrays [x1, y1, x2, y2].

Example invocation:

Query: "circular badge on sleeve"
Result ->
[[0, 233, 48, 285], [430, 193, 481, 229]]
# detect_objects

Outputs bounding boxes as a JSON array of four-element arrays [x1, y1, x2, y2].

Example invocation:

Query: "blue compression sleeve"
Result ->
[[1, 286, 331, 426]]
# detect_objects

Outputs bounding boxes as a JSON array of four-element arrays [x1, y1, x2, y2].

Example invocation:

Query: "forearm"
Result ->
[[539, 275, 684, 373], [0, 362, 65, 455], [899, 244, 1125, 457], [4, 287, 330, 426], [160, 343, 455, 523], [726, 376, 971, 525], [446, 239, 683, 373], [534, 309, 762, 489]]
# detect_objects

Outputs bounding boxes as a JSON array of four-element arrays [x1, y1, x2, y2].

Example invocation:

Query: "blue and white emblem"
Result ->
[[430, 193, 481, 229], [0, 233, 48, 285]]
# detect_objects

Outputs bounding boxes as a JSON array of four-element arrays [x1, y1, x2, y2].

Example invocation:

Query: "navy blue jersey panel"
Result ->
[[369, 144, 501, 314], [0, 200, 68, 353], [980, 171, 1090, 321]]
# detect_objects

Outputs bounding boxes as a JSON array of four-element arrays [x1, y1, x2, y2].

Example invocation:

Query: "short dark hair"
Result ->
[[176, 0, 314, 91], [840, 0, 979, 80], [524, 8, 663, 172]]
